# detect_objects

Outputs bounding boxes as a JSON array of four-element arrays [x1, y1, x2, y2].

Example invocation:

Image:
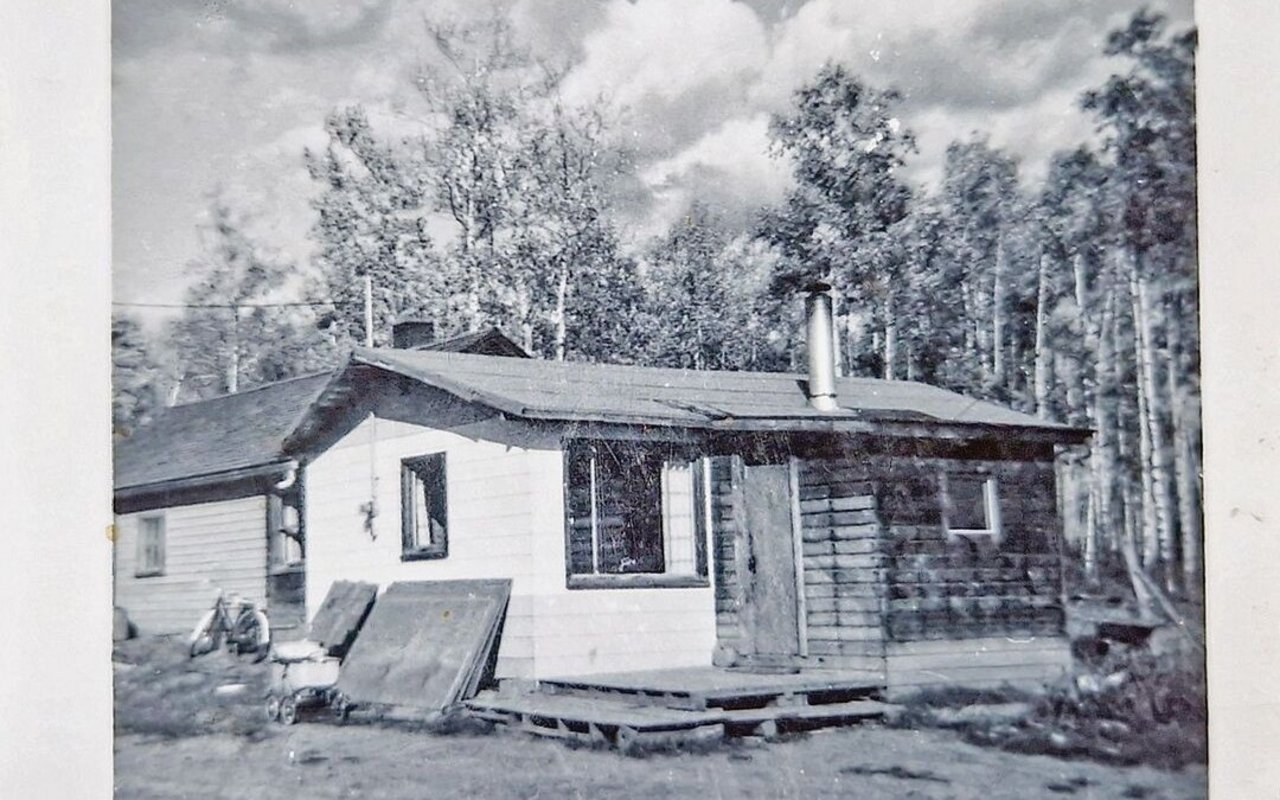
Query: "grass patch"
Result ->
[[839, 764, 950, 784], [114, 636, 273, 740]]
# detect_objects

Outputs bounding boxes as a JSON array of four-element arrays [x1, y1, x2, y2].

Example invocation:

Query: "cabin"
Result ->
[[284, 288, 1090, 696], [111, 326, 528, 638]]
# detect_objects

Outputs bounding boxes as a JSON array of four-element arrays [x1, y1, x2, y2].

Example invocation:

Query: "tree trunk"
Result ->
[[1120, 479, 1158, 619], [226, 305, 240, 394], [1166, 293, 1203, 599], [1033, 251, 1053, 419], [992, 235, 1007, 388], [1131, 265, 1178, 592], [1086, 289, 1118, 583], [1129, 265, 1159, 574], [883, 290, 897, 381], [554, 266, 569, 362]]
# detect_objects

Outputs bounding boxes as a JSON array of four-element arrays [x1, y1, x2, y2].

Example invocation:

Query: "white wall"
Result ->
[[114, 496, 267, 635], [304, 412, 718, 681], [304, 415, 547, 679], [525, 455, 717, 679]]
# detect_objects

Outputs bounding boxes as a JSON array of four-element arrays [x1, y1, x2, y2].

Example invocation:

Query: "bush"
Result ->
[[1019, 647, 1207, 769], [884, 645, 1206, 771]]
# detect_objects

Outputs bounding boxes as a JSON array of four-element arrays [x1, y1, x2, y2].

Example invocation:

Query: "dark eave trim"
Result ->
[[114, 460, 294, 503]]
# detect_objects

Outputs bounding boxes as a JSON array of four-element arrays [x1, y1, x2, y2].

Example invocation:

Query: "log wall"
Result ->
[[878, 458, 1065, 643], [795, 459, 887, 660]]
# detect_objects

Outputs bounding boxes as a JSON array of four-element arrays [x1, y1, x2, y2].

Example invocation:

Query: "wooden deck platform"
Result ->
[[538, 666, 884, 710], [465, 666, 890, 749]]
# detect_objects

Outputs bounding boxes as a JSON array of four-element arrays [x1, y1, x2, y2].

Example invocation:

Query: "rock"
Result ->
[[214, 683, 246, 697], [933, 702, 1034, 728], [1097, 719, 1132, 740], [113, 607, 134, 641]]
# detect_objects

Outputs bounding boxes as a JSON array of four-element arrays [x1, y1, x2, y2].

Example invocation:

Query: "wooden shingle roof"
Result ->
[[113, 372, 331, 492], [288, 348, 1088, 447]]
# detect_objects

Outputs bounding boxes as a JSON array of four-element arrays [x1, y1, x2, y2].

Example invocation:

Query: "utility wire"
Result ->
[[112, 300, 357, 309]]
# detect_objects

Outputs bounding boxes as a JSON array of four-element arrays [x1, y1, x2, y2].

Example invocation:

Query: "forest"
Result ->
[[113, 10, 1200, 610]]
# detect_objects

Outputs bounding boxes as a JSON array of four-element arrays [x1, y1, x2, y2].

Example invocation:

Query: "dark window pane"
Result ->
[[594, 441, 664, 573], [565, 446, 595, 575], [401, 453, 447, 558], [948, 476, 990, 530]]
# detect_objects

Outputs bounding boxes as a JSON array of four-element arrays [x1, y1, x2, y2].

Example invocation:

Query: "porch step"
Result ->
[[537, 667, 884, 712], [465, 689, 891, 748]]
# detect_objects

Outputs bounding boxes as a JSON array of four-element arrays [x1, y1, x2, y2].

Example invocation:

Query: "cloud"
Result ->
[[561, 0, 769, 153], [639, 114, 791, 237], [113, 0, 1199, 310], [219, 0, 395, 55]]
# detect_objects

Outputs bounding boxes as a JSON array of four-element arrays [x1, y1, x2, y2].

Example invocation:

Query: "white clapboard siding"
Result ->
[[304, 416, 555, 681], [525, 450, 718, 680], [114, 496, 268, 635], [306, 413, 718, 681]]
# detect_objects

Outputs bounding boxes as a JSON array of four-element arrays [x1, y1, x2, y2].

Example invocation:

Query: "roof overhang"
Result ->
[[284, 351, 1093, 452], [113, 460, 295, 512]]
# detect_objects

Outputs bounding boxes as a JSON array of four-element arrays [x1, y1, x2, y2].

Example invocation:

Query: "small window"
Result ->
[[401, 453, 448, 560], [136, 514, 165, 577], [565, 439, 709, 588], [944, 474, 1001, 537]]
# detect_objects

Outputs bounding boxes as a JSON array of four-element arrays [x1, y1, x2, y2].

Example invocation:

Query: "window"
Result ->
[[943, 474, 1001, 537], [136, 514, 165, 577], [565, 440, 709, 588], [401, 453, 448, 560], [267, 492, 304, 572]]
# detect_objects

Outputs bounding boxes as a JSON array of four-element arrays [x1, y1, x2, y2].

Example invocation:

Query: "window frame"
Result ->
[[135, 513, 166, 578], [400, 452, 449, 562], [941, 471, 1002, 539], [562, 439, 710, 590], [267, 491, 305, 575]]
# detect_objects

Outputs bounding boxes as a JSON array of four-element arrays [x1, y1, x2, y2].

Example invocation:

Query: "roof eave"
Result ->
[[114, 460, 295, 502]]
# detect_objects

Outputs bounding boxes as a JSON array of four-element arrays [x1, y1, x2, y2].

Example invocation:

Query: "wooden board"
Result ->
[[740, 464, 800, 659], [336, 579, 510, 711], [307, 580, 378, 656]]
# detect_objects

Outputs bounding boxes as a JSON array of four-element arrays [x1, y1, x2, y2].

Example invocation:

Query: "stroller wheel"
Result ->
[[331, 693, 352, 724], [279, 695, 299, 726]]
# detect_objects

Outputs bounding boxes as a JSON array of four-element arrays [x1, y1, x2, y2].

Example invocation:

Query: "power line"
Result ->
[[112, 300, 353, 310]]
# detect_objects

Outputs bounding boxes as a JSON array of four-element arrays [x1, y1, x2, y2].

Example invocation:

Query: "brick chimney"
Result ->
[[391, 319, 437, 350]]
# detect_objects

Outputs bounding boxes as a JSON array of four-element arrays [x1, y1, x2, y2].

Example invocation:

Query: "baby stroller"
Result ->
[[265, 581, 377, 725]]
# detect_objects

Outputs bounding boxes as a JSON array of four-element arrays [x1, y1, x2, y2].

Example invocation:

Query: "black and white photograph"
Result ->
[[98, 0, 1217, 796]]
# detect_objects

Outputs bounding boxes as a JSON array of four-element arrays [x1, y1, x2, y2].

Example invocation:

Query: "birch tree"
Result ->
[[763, 64, 915, 378]]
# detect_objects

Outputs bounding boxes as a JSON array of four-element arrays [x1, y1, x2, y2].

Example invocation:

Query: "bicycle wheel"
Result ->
[[231, 609, 271, 662], [188, 609, 223, 658]]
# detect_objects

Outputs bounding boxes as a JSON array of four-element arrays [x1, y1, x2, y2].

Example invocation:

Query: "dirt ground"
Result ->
[[114, 638, 1207, 800]]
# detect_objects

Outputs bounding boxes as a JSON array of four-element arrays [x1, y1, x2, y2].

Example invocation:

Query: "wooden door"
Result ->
[[739, 463, 801, 659]]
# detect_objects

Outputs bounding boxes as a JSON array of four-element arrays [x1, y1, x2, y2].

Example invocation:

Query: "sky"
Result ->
[[112, 0, 1194, 319]]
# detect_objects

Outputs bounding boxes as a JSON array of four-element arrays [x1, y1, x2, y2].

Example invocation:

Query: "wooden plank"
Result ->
[[827, 524, 882, 541], [789, 458, 808, 658], [336, 579, 510, 710], [806, 625, 884, 642], [741, 463, 801, 658], [832, 540, 881, 556], [803, 509, 880, 528], [798, 495, 876, 514], [885, 635, 1070, 657]]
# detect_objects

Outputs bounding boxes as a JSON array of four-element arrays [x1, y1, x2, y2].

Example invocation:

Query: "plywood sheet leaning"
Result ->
[[307, 580, 379, 657], [334, 579, 512, 712]]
